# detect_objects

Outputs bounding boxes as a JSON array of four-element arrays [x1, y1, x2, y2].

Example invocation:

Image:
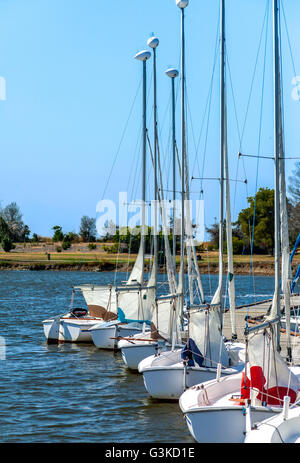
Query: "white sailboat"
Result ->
[[138, 0, 244, 400], [179, 0, 300, 443], [42, 285, 114, 343], [180, 318, 300, 443]]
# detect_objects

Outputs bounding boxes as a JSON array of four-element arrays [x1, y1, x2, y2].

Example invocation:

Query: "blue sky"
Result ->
[[0, 0, 299, 238]]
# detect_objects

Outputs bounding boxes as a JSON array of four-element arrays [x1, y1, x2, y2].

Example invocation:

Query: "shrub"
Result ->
[[207, 244, 217, 251], [31, 233, 40, 243], [56, 246, 62, 252], [88, 243, 97, 250], [1, 236, 14, 252], [62, 241, 71, 250], [103, 243, 119, 253]]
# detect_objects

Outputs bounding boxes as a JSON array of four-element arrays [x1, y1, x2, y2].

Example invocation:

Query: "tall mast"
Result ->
[[148, 36, 159, 288], [221, 0, 237, 339], [134, 50, 151, 286], [273, 0, 281, 352], [219, 0, 225, 318], [212, 1, 225, 312], [165, 68, 179, 267], [176, 0, 188, 316]]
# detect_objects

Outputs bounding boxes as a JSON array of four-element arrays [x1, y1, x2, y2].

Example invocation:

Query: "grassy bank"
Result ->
[[0, 242, 299, 275]]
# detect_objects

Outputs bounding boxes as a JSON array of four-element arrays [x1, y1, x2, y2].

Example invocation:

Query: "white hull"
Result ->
[[90, 322, 145, 350], [184, 405, 278, 443], [179, 373, 281, 443], [43, 317, 102, 343], [138, 350, 242, 400], [245, 404, 300, 443], [118, 336, 158, 371]]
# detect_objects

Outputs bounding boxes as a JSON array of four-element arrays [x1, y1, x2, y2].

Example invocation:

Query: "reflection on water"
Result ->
[[0, 270, 274, 443]]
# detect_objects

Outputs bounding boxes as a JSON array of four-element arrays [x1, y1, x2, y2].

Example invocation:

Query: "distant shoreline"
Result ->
[[0, 260, 283, 276], [0, 243, 298, 276]]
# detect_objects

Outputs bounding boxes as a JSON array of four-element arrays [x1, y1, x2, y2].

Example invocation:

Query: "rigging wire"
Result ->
[[100, 76, 142, 202]]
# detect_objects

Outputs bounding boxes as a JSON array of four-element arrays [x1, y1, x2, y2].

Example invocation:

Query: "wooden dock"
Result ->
[[222, 294, 300, 362]]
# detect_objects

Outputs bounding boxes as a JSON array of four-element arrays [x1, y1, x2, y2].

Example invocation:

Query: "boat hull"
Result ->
[[139, 350, 241, 400], [90, 323, 143, 350], [119, 341, 158, 371], [43, 318, 101, 343], [183, 406, 278, 443], [245, 406, 300, 443], [141, 365, 239, 400]]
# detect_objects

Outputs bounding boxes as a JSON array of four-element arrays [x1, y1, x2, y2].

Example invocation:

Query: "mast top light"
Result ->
[[134, 50, 151, 61], [147, 36, 159, 49], [165, 68, 179, 78], [176, 0, 189, 9]]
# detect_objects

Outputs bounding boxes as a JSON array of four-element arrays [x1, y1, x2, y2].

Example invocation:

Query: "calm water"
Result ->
[[0, 270, 275, 443]]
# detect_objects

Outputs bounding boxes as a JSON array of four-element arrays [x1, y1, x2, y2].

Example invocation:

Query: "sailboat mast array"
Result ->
[[41, 0, 300, 444]]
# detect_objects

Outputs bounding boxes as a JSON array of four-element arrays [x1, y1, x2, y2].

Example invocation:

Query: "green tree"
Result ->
[[238, 187, 274, 254], [0, 216, 10, 239], [79, 216, 97, 242], [52, 225, 64, 242], [23, 225, 31, 242], [1, 202, 29, 242]]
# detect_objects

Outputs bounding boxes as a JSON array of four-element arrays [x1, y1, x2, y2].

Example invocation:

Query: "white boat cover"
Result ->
[[117, 285, 155, 324], [246, 328, 300, 406], [187, 307, 230, 368], [152, 297, 181, 341], [77, 285, 117, 314]]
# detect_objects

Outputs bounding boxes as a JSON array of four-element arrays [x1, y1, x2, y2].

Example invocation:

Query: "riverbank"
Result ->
[[0, 243, 298, 275]]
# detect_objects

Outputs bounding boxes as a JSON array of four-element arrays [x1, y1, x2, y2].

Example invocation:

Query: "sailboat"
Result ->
[[138, 0, 244, 400], [88, 49, 158, 350], [179, 0, 300, 443], [180, 320, 300, 443], [42, 285, 113, 343]]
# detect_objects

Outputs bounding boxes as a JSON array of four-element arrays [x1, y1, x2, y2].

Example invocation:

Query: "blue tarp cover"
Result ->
[[181, 338, 204, 367]]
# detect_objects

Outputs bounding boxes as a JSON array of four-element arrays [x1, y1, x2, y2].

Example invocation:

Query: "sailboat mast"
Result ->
[[273, 0, 282, 352], [172, 74, 177, 268], [177, 0, 188, 317], [134, 50, 151, 286], [148, 36, 159, 288], [165, 68, 179, 268], [219, 0, 225, 317], [142, 59, 147, 286]]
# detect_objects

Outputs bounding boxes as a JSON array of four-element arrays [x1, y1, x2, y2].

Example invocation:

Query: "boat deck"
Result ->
[[222, 293, 300, 363]]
